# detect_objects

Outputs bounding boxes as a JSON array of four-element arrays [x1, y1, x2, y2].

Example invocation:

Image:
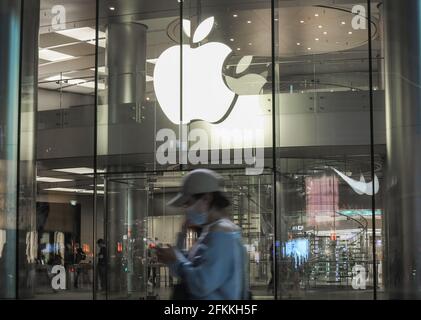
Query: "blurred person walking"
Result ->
[[157, 169, 249, 300]]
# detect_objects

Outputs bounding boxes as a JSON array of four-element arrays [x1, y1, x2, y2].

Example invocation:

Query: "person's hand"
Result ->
[[156, 245, 176, 264]]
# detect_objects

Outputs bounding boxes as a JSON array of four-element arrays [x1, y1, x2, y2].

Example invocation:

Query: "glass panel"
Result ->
[[274, 1, 381, 300], [181, 0, 273, 173], [0, 0, 22, 299], [18, 0, 40, 299], [181, 0, 275, 298], [97, 0, 275, 300], [96, 0, 180, 173], [31, 0, 97, 299]]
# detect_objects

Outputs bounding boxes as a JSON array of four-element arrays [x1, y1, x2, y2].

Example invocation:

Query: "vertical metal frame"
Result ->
[[16, 0, 24, 299], [367, 0, 377, 300], [271, 0, 279, 300], [93, 0, 100, 300]]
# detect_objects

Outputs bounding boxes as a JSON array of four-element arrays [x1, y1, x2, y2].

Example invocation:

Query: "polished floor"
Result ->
[[28, 285, 384, 300]]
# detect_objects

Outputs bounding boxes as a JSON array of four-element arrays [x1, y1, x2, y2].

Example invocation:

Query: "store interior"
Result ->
[[21, 0, 386, 299]]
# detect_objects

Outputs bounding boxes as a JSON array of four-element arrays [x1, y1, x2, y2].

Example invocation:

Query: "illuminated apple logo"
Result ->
[[153, 17, 235, 124]]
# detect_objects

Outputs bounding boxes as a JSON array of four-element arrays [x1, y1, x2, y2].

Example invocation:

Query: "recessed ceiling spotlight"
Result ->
[[315, 13, 319, 17], [348, 31, 353, 34], [341, 21, 346, 25], [237, 47, 241, 51], [248, 43, 252, 46], [323, 31, 328, 35], [307, 47, 312, 50], [318, 25, 323, 29], [297, 42, 301, 46], [146, 97, 150, 101], [315, 38, 319, 41], [109, 7, 115, 11], [233, 14, 238, 18], [247, 20, 252, 24], [300, 20, 305, 24], [230, 38, 234, 42]]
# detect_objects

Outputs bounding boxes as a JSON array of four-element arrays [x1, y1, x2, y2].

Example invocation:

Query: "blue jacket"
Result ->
[[170, 219, 248, 300]]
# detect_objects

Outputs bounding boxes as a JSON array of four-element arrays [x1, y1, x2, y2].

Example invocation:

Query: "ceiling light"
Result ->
[[146, 97, 150, 101], [307, 47, 311, 50], [53, 167, 102, 175], [247, 21, 252, 24], [36, 176, 73, 183], [58, 78, 105, 90], [91, 66, 107, 74], [109, 7, 115, 11], [45, 187, 90, 193], [233, 14, 238, 18], [315, 38, 319, 41], [45, 187, 105, 195], [147, 58, 158, 64], [314, 13, 319, 17], [44, 75, 70, 82], [348, 31, 353, 34], [300, 20, 305, 24], [56, 27, 106, 44], [341, 21, 346, 25], [76, 80, 106, 90], [39, 49, 75, 62], [323, 31, 328, 35], [248, 43, 252, 46], [230, 38, 234, 42], [237, 47, 241, 51], [296, 42, 301, 46], [318, 25, 323, 29]]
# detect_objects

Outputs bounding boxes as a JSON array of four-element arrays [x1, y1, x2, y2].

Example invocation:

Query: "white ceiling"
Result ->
[[38, 2, 380, 97]]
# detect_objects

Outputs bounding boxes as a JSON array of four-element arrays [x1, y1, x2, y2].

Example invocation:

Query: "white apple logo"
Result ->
[[153, 17, 235, 124]]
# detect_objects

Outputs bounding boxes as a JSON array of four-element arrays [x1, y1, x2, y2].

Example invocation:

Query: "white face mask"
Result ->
[[186, 199, 208, 226]]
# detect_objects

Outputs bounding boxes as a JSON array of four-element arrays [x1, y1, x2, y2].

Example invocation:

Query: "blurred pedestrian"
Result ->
[[157, 169, 249, 300]]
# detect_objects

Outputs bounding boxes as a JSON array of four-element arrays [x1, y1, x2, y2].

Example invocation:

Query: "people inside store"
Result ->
[[73, 243, 86, 288], [147, 243, 158, 288], [96, 239, 107, 291], [156, 169, 249, 300]]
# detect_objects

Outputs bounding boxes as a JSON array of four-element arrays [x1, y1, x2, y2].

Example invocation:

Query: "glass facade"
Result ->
[[1, 0, 420, 300]]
